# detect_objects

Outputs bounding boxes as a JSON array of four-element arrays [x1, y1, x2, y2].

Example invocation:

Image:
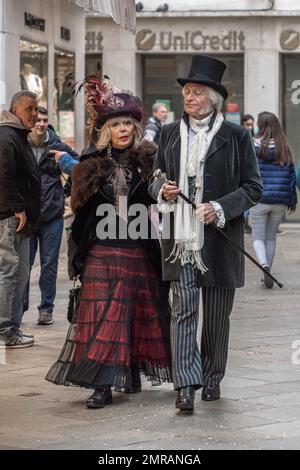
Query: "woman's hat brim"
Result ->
[[97, 109, 143, 127], [177, 78, 228, 100]]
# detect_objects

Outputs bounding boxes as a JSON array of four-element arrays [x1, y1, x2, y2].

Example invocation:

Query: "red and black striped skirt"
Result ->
[[46, 244, 172, 389]]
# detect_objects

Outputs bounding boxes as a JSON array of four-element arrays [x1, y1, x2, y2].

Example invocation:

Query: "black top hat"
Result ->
[[177, 55, 228, 99]]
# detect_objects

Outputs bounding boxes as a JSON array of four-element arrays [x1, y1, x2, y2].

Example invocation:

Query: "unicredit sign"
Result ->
[[136, 30, 245, 52]]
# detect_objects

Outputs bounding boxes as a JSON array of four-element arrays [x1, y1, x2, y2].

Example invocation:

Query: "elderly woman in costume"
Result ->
[[46, 78, 171, 408]]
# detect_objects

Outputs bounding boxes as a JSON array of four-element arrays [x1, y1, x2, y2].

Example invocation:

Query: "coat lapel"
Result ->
[[206, 124, 228, 160], [170, 126, 181, 184]]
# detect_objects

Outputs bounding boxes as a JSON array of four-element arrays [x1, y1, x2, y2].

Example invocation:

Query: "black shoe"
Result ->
[[124, 384, 142, 394], [124, 367, 142, 394], [86, 388, 112, 409], [202, 385, 220, 401], [175, 386, 195, 410]]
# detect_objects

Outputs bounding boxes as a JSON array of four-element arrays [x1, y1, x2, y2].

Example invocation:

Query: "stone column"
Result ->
[[244, 49, 280, 119]]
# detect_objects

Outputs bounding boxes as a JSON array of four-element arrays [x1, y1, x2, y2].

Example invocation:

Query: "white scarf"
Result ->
[[167, 111, 224, 272]]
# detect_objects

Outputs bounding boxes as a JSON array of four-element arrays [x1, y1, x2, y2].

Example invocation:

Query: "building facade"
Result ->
[[86, 0, 300, 217], [0, 0, 85, 151]]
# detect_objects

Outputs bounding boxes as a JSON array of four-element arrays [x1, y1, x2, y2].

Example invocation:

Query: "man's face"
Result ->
[[182, 83, 212, 119], [154, 105, 168, 123], [31, 112, 49, 138], [13, 97, 38, 130]]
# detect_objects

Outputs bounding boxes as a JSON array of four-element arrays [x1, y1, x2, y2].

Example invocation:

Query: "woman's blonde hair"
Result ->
[[96, 116, 143, 152]]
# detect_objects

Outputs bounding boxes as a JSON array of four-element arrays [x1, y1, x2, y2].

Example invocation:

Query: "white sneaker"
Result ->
[[37, 311, 53, 325], [4, 331, 34, 349], [18, 330, 34, 339]]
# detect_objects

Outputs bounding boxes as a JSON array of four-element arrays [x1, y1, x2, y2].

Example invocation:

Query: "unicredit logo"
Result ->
[[280, 30, 300, 50]]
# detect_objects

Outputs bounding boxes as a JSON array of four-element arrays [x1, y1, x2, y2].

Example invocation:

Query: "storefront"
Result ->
[[86, 17, 247, 122], [86, 9, 300, 218], [0, 0, 85, 151]]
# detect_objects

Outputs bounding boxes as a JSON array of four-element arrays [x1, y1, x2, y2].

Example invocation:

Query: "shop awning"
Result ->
[[68, 0, 136, 33]]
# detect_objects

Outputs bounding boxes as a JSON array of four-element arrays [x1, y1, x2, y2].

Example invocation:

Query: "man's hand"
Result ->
[[15, 211, 27, 232], [162, 181, 181, 201], [195, 203, 218, 224], [48, 150, 65, 161]]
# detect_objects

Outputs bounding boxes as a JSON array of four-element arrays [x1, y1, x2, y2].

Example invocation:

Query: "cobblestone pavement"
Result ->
[[0, 224, 299, 450]]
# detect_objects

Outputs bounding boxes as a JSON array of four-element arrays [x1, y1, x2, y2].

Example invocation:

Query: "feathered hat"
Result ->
[[70, 73, 143, 128]]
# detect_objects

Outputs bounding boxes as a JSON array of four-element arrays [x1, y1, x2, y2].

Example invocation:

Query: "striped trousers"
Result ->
[[171, 264, 235, 390]]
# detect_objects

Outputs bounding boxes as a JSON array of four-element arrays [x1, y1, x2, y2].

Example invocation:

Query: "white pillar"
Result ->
[[74, 10, 85, 153], [102, 22, 136, 92], [0, 0, 4, 108], [48, 43, 55, 124], [245, 49, 280, 119], [0, 0, 19, 109]]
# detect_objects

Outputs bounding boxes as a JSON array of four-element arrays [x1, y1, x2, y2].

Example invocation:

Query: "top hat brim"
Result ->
[[177, 77, 228, 100]]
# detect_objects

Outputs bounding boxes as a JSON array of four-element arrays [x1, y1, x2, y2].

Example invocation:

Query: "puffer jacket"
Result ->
[[296, 162, 300, 191], [254, 139, 297, 209]]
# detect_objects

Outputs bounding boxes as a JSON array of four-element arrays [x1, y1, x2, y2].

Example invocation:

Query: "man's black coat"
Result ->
[[0, 122, 41, 228], [149, 114, 263, 288]]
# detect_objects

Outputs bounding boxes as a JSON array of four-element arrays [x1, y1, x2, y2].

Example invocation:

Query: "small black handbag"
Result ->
[[67, 281, 81, 323]]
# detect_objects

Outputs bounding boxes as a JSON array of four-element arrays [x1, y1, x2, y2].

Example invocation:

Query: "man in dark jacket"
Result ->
[[149, 55, 263, 410], [23, 106, 79, 326], [0, 91, 41, 348], [144, 102, 168, 145]]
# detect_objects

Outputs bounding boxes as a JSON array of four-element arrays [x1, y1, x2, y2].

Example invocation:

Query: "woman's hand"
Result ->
[[287, 207, 296, 215]]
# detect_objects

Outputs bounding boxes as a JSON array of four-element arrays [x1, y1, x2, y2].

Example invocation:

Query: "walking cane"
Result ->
[[153, 169, 283, 288]]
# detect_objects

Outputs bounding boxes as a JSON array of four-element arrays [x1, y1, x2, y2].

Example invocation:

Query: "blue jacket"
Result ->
[[57, 153, 79, 174], [296, 162, 300, 191], [31, 129, 79, 224], [254, 141, 297, 209]]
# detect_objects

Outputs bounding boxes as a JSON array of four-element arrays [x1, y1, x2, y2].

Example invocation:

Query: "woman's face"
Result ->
[[243, 119, 254, 133], [109, 117, 135, 149]]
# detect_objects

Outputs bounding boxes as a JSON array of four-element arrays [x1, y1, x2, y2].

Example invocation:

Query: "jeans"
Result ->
[[0, 217, 29, 337], [23, 217, 64, 315], [250, 203, 285, 268]]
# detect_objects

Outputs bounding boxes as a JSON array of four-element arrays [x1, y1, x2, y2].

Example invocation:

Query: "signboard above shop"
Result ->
[[136, 29, 245, 52]]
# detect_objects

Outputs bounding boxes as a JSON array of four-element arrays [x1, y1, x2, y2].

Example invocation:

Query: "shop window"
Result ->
[[20, 39, 48, 107], [142, 54, 244, 123], [55, 49, 75, 148], [86, 54, 102, 77]]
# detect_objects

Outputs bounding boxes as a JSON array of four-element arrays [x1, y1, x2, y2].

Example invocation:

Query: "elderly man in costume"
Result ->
[[149, 55, 263, 411]]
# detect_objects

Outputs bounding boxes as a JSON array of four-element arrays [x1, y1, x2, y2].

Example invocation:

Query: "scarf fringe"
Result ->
[[166, 243, 208, 274]]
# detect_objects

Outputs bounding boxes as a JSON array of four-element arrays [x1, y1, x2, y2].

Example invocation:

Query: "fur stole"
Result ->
[[71, 141, 157, 211]]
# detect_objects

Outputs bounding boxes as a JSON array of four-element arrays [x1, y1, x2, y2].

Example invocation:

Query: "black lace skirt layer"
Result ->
[[46, 244, 172, 390]]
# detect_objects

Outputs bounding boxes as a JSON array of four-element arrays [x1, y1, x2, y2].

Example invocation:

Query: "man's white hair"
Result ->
[[182, 84, 224, 113], [206, 87, 224, 113]]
